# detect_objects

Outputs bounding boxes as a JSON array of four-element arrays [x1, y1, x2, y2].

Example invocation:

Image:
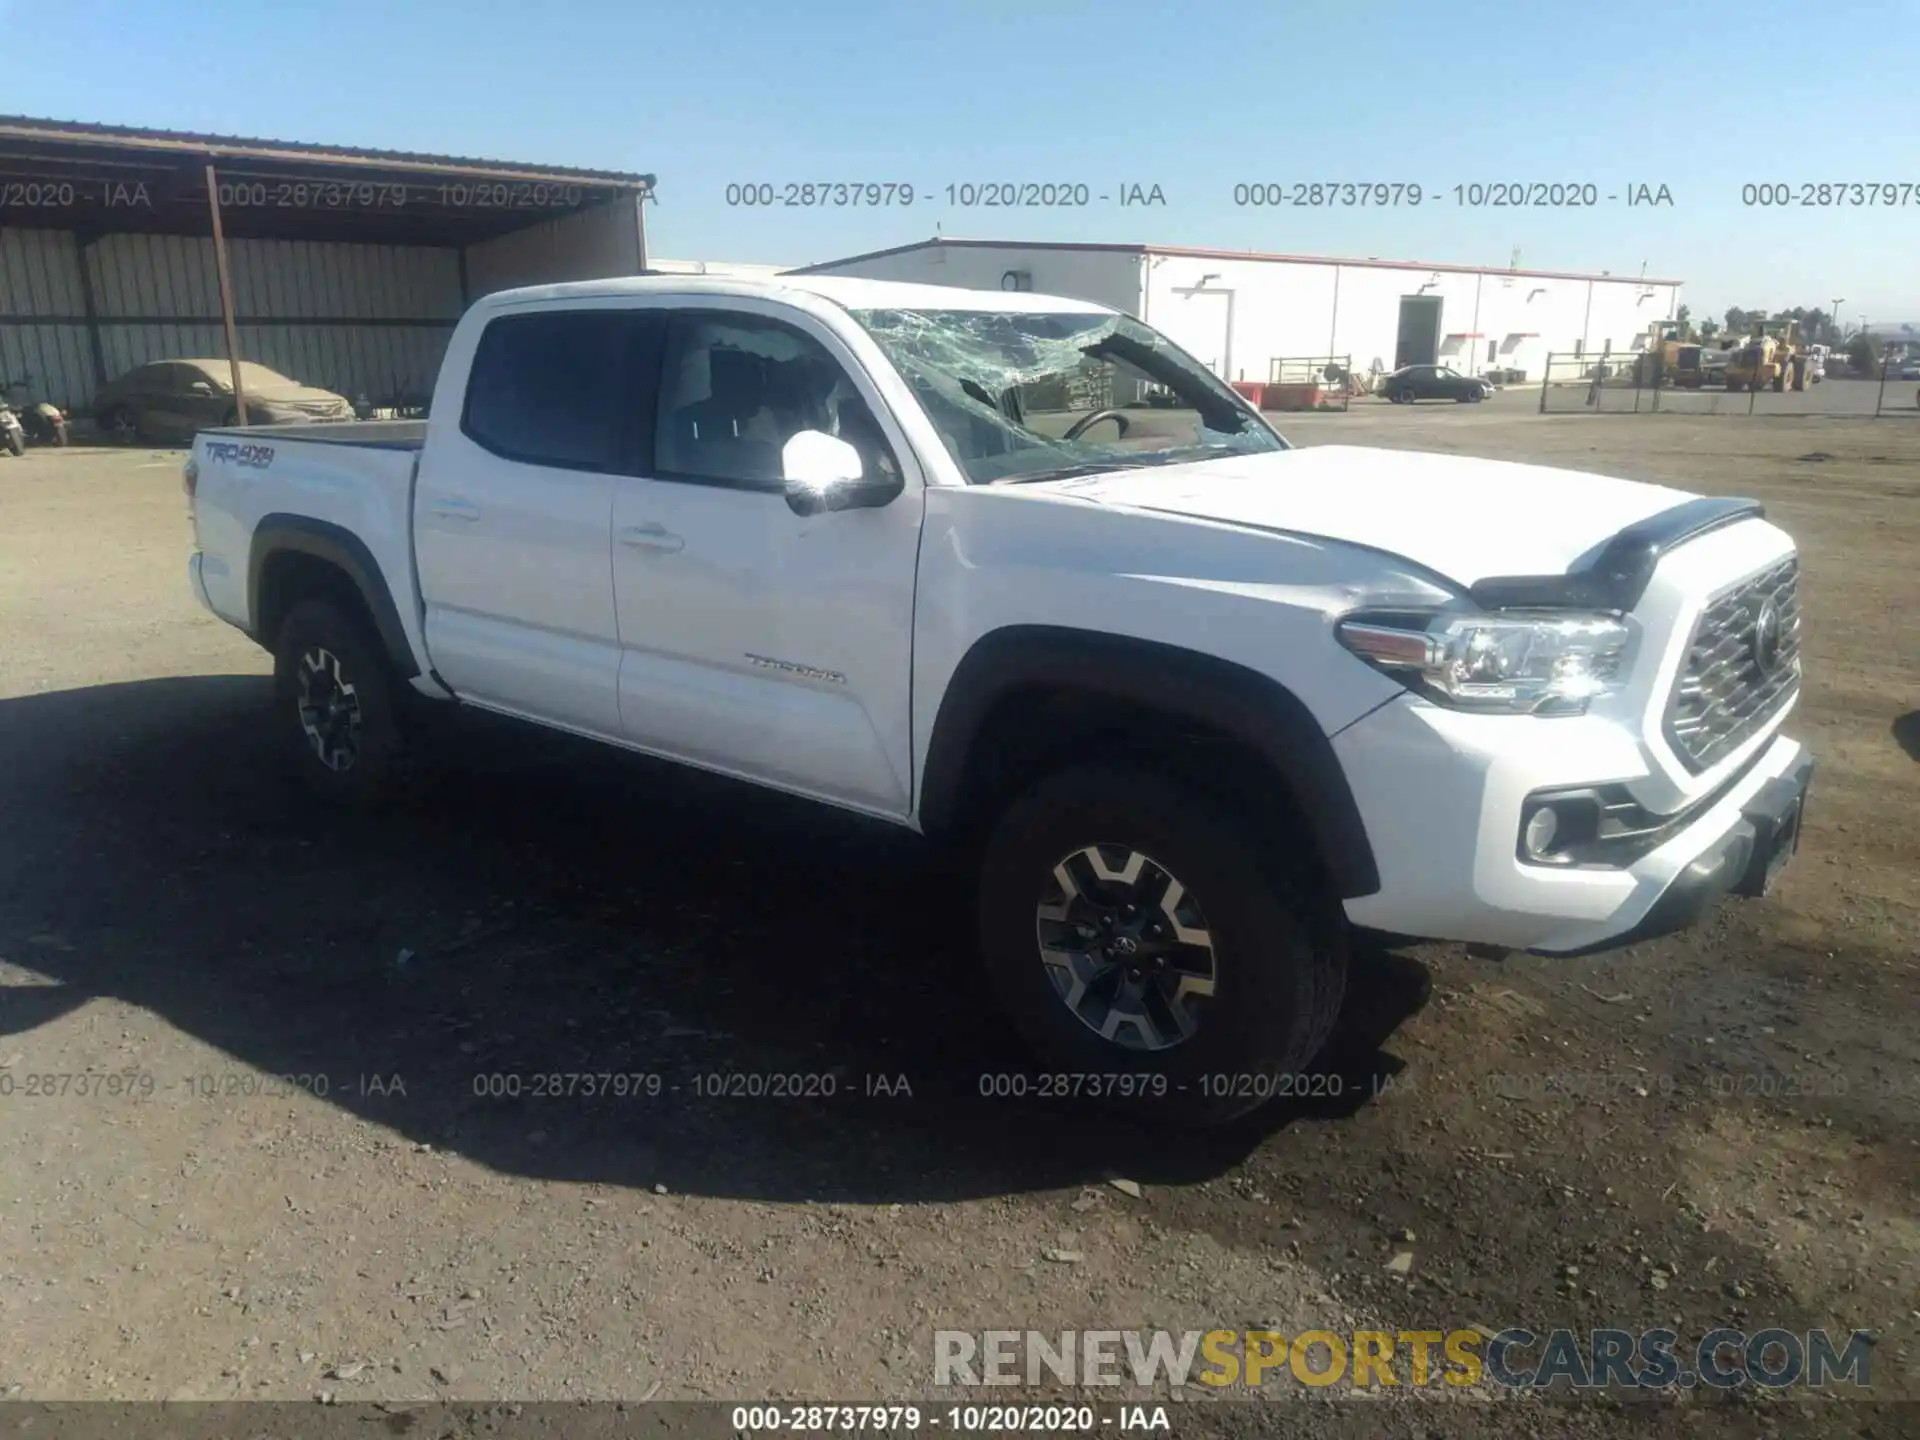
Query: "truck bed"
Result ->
[[189, 422, 428, 670], [199, 419, 428, 450]]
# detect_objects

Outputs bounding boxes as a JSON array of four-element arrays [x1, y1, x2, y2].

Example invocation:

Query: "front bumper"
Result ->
[[1335, 695, 1809, 954], [1553, 752, 1811, 955]]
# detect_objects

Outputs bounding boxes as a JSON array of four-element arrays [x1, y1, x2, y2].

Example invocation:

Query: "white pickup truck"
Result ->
[[185, 274, 1811, 1121]]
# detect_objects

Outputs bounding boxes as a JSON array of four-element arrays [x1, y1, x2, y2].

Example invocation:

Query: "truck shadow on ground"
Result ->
[[0, 675, 1431, 1204], [1895, 709, 1920, 763]]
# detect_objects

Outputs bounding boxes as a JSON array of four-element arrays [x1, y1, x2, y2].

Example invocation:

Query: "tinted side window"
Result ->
[[655, 312, 878, 490], [462, 311, 630, 470]]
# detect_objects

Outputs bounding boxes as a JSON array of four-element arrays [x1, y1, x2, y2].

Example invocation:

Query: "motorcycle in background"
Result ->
[[0, 400, 23, 457], [4, 377, 68, 447]]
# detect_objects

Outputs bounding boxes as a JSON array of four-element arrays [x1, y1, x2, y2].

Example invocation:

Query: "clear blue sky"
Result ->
[[9, 0, 1916, 323]]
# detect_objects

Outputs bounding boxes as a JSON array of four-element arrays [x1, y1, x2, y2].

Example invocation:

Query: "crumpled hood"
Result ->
[[1037, 444, 1697, 587]]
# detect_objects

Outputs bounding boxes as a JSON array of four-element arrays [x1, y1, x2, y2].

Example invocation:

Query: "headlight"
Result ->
[[1336, 609, 1635, 715]]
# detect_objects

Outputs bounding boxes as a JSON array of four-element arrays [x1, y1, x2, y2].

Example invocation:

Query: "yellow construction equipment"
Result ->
[[1632, 320, 1711, 388], [1724, 319, 1811, 392]]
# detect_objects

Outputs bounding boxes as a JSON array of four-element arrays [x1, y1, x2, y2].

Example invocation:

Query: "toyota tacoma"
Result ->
[[184, 274, 1811, 1121]]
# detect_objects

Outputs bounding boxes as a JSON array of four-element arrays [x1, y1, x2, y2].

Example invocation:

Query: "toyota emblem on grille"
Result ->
[[1751, 598, 1784, 676]]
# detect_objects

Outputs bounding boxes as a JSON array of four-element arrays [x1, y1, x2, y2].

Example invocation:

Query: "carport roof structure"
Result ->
[[0, 115, 656, 247]]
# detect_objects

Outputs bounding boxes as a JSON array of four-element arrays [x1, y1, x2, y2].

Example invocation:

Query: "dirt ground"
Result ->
[[1, 403, 1916, 1436]]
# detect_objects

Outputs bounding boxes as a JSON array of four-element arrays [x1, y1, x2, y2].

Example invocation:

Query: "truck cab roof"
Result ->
[[471, 272, 1116, 318]]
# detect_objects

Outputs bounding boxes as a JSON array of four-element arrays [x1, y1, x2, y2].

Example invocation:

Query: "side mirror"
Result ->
[[781, 429, 901, 516], [189, 381, 214, 396]]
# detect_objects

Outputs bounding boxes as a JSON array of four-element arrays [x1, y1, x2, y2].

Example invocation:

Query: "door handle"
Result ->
[[618, 523, 684, 553], [429, 497, 481, 522]]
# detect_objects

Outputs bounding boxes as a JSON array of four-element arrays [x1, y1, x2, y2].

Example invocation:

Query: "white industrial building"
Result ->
[[791, 239, 1683, 385]]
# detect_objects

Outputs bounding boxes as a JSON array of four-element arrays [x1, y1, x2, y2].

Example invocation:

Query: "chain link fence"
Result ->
[[1537, 352, 1911, 418], [1873, 358, 1920, 418]]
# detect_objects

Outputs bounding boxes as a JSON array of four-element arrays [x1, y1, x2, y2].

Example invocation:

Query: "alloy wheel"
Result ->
[[295, 646, 363, 772], [1034, 843, 1219, 1051]]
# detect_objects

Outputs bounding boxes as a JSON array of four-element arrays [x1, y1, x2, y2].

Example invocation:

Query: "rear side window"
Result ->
[[461, 311, 630, 470]]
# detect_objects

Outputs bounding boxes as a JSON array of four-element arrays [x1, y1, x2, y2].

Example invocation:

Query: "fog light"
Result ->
[[1523, 806, 1560, 860]]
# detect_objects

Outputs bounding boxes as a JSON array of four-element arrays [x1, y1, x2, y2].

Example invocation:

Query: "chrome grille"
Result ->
[[290, 398, 351, 418], [1664, 554, 1801, 772]]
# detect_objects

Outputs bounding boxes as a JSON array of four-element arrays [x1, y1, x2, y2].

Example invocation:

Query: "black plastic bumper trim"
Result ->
[[1544, 750, 1812, 957], [1517, 736, 1776, 869]]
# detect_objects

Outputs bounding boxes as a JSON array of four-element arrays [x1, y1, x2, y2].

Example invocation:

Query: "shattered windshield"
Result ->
[[846, 307, 1289, 485]]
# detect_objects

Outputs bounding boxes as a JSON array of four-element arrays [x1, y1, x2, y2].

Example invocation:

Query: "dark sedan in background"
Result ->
[[1381, 364, 1491, 404], [92, 359, 354, 443]]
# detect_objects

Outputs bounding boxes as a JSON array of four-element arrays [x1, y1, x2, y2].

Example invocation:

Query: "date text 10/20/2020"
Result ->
[[0, 179, 597, 212], [1231, 181, 1675, 207], [723, 183, 1166, 208]]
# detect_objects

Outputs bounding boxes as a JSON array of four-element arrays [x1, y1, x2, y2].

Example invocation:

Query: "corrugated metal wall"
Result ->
[[465, 199, 643, 299], [0, 226, 463, 412], [0, 227, 93, 413]]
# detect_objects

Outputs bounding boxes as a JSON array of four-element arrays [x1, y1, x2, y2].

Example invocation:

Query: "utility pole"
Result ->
[[204, 162, 249, 425]]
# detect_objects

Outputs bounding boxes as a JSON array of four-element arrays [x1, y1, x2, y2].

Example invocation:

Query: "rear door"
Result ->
[[412, 306, 637, 738], [608, 303, 924, 817]]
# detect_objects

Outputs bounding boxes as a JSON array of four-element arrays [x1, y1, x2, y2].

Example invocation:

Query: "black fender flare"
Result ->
[[918, 625, 1380, 899], [248, 514, 420, 679]]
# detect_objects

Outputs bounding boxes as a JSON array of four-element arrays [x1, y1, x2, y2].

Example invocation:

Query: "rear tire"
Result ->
[[1394, 388, 1416, 405], [271, 599, 407, 807], [976, 763, 1347, 1126]]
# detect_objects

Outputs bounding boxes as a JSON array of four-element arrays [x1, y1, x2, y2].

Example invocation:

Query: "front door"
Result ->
[[152, 363, 211, 441], [413, 307, 634, 737], [609, 304, 923, 817]]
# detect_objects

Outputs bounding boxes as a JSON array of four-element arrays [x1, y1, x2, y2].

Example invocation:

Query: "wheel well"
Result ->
[[253, 550, 383, 660], [936, 685, 1324, 877]]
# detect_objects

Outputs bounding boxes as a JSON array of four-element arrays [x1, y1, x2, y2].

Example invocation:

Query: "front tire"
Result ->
[[271, 599, 407, 807], [101, 406, 139, 444], [3, 427, 21, 457], [976, 764, 1347, 1126]]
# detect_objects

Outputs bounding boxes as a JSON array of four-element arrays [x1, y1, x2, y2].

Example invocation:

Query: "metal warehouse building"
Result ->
[[0, 116, 654, 415], [792, 238, 1683, 387]]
